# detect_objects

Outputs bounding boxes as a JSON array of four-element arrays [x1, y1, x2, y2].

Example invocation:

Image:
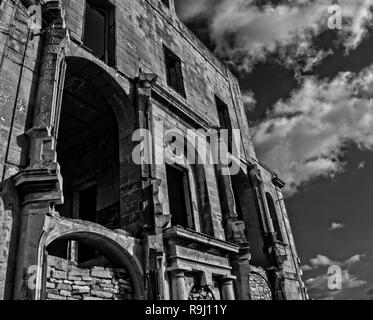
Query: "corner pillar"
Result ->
[[231, 245, 251, 300], [170, 270, 187, 300], [221, 277, 235, 300], [0, 196, 12, 300]]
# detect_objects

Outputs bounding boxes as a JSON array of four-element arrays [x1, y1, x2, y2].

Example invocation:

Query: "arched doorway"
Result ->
[[54, 57, 136, 265], [46, 236, 135, 300], [37, 218, 145, 300]]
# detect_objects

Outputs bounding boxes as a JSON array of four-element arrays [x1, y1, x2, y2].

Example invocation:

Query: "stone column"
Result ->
[[248, 165, 275, 235], [221, 277, 235, 300], [171, 270, 187, 300], [0, 196, 12, 300], [214, 158, 247, 245], [231, 246, 251, 300], [11, 1, 68, 300]]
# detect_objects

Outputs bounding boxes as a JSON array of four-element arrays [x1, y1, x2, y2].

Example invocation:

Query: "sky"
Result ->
[[174, 0, 373, 300]]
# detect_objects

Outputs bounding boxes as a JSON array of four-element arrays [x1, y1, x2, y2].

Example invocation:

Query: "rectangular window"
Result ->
[[164, 46, 186, 97], [84, 0, 115, 67], [215, 96, 233, 153], [166, 165, 194, 229]]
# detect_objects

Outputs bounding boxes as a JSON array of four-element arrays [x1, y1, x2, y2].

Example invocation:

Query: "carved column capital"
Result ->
[[139, 73, 158, 90], [248, 164, 263, 185]]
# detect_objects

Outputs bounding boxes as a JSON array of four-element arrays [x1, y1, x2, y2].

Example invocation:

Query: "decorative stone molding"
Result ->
[[248, 164, 263, 185], [272, 175, 286, 189], [12, 165, 63, 205]]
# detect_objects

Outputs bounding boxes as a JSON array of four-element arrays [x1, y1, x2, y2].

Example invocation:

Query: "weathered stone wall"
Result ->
[[260, 167, 305, 299], [46, 256, 134, 300], [0, 198, 12, 300], [61, 0, 256, 161], [0, 1, 42, 182], [152, 102, 225, 240], [249, 267, 273, 300]]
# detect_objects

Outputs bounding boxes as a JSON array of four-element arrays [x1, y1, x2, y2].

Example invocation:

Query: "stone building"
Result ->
[[0, 0, 308, 300]]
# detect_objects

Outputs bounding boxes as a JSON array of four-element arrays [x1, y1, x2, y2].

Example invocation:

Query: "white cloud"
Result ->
[[241, 91, 256, 112], [174, 0, 212, 21], [177, 0, 373, 72], [303, 253, 370, 299], [310, 254, 336, 268], [302, 253, 367, 271], [301, 254, 336, 271], [329, 222, 345, 231], [358, 161, 366, 170], [251, 65, 373, 195], [306, 270, 367, 300], [344, 254, 365, 266], [301, 264, 313, 272]]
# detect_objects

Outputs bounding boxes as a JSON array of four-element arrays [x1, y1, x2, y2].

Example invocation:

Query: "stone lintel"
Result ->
[[163, 226, 239, 254]]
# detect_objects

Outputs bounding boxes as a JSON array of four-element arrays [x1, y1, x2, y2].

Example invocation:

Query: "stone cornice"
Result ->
[[163, 226, 239, 254]]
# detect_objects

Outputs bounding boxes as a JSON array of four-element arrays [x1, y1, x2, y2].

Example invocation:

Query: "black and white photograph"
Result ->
[[0, 0, 372, 308]]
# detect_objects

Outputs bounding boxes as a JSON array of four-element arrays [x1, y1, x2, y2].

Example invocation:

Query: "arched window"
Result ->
[[266, 193, 284, 243]]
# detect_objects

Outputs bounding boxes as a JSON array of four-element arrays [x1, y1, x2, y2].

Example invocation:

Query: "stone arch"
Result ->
[[36, 218, 145, 300], [60, 55, 136, 134], [54, 55, 140, 231]]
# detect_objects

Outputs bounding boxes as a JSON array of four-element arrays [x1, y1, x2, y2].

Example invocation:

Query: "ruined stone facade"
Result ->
[[0, 0, 308, 300]]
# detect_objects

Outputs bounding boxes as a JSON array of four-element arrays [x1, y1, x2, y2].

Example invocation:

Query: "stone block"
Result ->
[[47, 256, 69, 272], [60, 290, 72, 297], [101, 287, 118, 294], [52, 270, 67, 279], [91, 290, 113, 299], [72, 285, 90, 292], [83, 296, 104, 300], [57, 283, 72, 291], [91, 269, 113, 279], [69, 268, 90, 277], [47, 293, 66, 300], [46, 282, 55, 289]]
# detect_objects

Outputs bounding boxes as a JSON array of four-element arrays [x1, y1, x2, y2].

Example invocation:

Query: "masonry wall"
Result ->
[[0, 1, 42, 183], [46, 256, 134, 300], [62, 0, 256, 161], [0, 204, 12, 299], [249, 266, 273, 300], [152, 101, 226, 240], [0, 0, 307, 300]]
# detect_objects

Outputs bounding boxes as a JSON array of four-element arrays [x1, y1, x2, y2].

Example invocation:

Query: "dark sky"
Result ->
[[174, 0, 373, 300]]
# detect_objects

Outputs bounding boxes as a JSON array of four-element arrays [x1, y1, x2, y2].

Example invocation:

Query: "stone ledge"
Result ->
[[163, 226, 239, 254]]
